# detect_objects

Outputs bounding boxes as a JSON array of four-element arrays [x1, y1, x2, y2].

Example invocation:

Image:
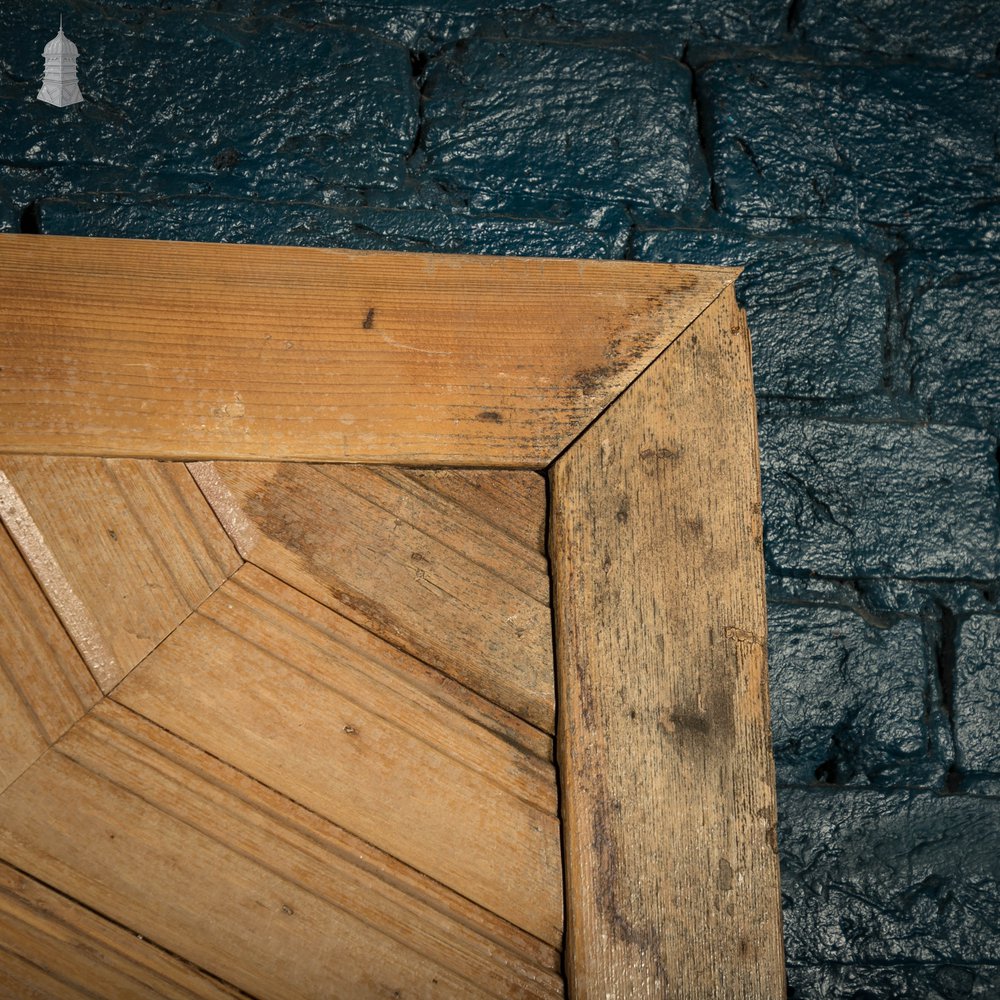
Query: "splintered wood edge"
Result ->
[[0, 234, 738, 467], [549, 285, 785, 998]]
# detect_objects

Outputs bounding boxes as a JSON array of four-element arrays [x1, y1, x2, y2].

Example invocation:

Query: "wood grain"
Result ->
[[0, 456, 241, 691], [113, 563, 563, 947], [0, 234, 738, 466], [0, 701, 564, 999], [0, 526, 98, 795], [401, 469, 548, 556], [191, 461, 556, 731], [0, 860, 244, 999], [549, 286, 785, 997]]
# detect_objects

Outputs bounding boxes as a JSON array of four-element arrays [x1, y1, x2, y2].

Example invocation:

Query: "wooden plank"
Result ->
[[0, 701, 564, 1000], [113, 564, 563, 947], [402, 469, 548, 556], [549, 286, 785, 997], [0, 526, 99, 795], [0, 860, 244, 999], [191, 461, 556, 731], [0, 457, 241, 691], [0, 234, 738, 466]]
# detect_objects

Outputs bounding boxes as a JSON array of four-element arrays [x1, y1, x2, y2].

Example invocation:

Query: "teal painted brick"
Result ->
[[415, 40, 708, 218], [787, 962, 1000, 999], [900, 253, 1000, 432], [760, 420, 1000, 580], [700, 60, 1000, 239], [32, 196, 628, 256], [0, 10, 416, 204], [635, 228, 888, 400], [249, 1, 789, 50], [768, 603, 941, 787], [798, 0, 1000, 70], [955, 616, 1000, 775], [778, 789, 1000, 964]]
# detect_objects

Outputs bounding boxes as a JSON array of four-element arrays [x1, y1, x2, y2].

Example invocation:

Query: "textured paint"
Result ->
[[1, 1, 998, 995], [779, 790, 1000, 964], [415, 40, 709, 218], [955, 617, 1000, 780], [760, 420, 1000, 580], [899, 253, 1000, 432], [768, 603, 942, 788], [636, 227, 890, 399], [797, 0, 1000, 70], [700, 60, 1000, 241]]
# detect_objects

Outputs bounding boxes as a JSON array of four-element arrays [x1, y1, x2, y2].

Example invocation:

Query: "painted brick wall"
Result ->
[[2, 2, 998, 995]]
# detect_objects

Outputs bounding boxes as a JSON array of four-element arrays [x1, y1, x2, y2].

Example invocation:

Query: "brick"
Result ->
[[799, 0, 1000, 70], [900, 253, 1000, 432], [955, 616, 1000, 775], [471, 1, 790, 47], [635, 228, 887, 399], [788, 962, 1000, 999], [416, 40, 708, 218], [760, 420, 1000, 580], [33, 196, 627, 257], [700, 60, 1000, 238], [768, 603, 939, 787], [0, 11, 416, 203], [249, 1, 789, 51], [778, 789, 1000, 964]]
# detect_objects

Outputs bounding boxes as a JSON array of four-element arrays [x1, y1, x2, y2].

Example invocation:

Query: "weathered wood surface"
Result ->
[[0, 234, 785, 997], [0, 701, 565, 1000], [0, 526, 98, 794], [0, 456, 240, 691], [402, 468, 548, 556], [0, 234, 738, 466], [549, 285, 785, 997], [114, 564, 564, 946], [191, 460, 556, 732], [0, 859, 244, 999]]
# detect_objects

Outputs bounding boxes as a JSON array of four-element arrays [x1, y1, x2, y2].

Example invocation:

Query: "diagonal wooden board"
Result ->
[[0, 235, 785, 998], [0, 458, 563, 997]]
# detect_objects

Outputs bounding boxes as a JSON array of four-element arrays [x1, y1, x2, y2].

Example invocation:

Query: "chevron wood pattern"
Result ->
[[0, 456, 241, 691], [0, 460, 562, 998], [190, 461, 555, 732], [0, 236, 784, 997], [0, 524, 98, 795]]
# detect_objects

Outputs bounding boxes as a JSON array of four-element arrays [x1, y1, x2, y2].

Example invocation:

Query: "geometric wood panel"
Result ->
[[550, 286, 784, 996], [0, 859, 245, 999], [0, 702, 564, 999], [190, 461, 555, 731], [0, 525, 98, 794], [0, 235, 784, 997], [0, 457, 240, 691], [402, 468, 548, 556], [114, 563, 563, 944], [0, 461, 563, 997], [0, 234, 740, 467]]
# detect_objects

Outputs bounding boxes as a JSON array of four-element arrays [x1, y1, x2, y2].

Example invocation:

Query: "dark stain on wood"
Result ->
[[590, 794, 670, 988], [363, 308, 376, 329], [660, 685, 735, 749], [639, 445, 682, 475], [718, 857, 734, 893], [476, 410, 503, 423]]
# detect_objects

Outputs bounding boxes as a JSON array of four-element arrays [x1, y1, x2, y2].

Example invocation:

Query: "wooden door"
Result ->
[[0, 235, 784, 998]]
